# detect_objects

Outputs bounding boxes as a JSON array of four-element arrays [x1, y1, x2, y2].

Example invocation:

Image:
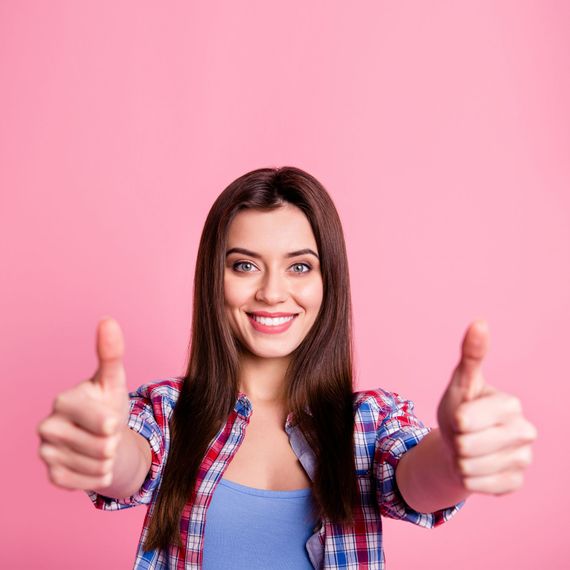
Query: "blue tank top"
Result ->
[[202, 477, 318, 569]]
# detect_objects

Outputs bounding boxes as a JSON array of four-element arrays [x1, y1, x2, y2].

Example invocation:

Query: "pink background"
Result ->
[[1, 1, 568, 568]]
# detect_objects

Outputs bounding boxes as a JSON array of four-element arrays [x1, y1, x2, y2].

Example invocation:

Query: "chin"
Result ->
[[249, 348, 294, 360], [241, 342, 296, 360]]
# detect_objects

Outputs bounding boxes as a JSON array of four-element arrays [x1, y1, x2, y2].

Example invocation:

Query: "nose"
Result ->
[[255, 268, 288, 305]]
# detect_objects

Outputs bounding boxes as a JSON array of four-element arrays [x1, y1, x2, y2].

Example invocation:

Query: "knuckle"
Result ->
[[520, 446, 533, 467], [52, 392, 67, 413], [95, 443, 109, 459], [507, 471, 524, 490], [507, 396, 522, 415], [37, 419, 48, 438], [37, 418, 57, 440], [513, 454, 527, 469], [456, 457, 470, 477], [100, 436, 118, 459], [516, 421, 538, 445], [525, 423, 539, 443], [99, 472, 113, 488], [97, 459, 114, 476], [103, 458, 114, 474], [49, 467, 66, 487], [462, 476, 475, 492], [453, 409, 468, 432], [38, 444, 55, 463], [455, 434, 470, 457]]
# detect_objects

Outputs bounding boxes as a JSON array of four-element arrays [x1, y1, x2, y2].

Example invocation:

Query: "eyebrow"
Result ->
[[225, 247, 320, 260]]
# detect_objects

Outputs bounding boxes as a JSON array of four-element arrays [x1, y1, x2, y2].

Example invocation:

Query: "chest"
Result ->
[[222, 412, 312, 491]]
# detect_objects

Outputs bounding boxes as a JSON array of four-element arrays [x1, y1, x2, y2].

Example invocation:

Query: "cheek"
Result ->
[[224, 275, 251, 310], [297, 278, 323, 309]]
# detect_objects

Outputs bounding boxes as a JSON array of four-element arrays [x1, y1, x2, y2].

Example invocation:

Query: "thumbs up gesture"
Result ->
[[37, 317, 130, 491], [437, 320, 538, 495]]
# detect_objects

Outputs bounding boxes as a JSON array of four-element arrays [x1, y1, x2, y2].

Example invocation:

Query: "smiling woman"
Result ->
[[37, 166, 537, 570], [134, 167, 367, 566], [224, 204, 324, 363]]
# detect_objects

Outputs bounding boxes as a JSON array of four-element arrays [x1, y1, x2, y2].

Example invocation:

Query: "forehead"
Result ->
[[227, 204, 318, 251]]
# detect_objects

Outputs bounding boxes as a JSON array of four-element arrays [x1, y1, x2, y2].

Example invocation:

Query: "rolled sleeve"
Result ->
[[374, 391, 464, 528], [86, 380, 178, 511]]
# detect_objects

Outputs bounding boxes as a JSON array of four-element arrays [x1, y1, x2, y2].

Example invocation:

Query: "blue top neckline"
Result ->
[[219, 477, 313, 498]]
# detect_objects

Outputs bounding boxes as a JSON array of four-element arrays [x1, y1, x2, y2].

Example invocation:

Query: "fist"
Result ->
[[437, 320, 538, 495], [37, 317, 130, 490]]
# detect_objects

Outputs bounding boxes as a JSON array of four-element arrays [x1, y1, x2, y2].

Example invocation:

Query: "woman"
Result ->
[[37, 166, 537, 569]]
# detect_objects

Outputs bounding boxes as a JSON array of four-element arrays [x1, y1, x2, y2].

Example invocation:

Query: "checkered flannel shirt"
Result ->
[[88, 377, 463, 569]]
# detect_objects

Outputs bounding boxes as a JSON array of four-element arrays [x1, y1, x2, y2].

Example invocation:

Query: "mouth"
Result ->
[[246, 312, 299, 334]]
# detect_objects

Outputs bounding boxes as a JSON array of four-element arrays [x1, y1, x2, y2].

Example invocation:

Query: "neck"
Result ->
[[238, 352, 290, 407]]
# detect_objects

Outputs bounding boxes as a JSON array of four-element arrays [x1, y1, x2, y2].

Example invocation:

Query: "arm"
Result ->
[[395, 428, 470, 513], [90, 426, 152, 499]]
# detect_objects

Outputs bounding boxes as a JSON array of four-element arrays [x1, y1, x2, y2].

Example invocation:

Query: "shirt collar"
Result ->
[[234, 392, 253, 419], [234, 392, 308, 430]]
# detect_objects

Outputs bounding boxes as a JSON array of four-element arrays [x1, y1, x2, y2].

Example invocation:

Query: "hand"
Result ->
[[37, 317, 130, 490], [437, 320, 538, 495]]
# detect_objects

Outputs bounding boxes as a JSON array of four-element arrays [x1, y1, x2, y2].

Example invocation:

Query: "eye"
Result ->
[[232, 261, 259, 273], [290, 263, 311, 274], [232, 261, 312, 274]]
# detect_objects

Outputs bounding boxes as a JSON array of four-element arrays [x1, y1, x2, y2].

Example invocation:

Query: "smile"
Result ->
[[246, 313, 298, 334]]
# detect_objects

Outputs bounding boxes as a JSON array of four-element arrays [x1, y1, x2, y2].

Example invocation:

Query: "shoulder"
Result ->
[[353, 386, 408, 414], [129, 376, 184, 410], [352, 387, 417, 430]]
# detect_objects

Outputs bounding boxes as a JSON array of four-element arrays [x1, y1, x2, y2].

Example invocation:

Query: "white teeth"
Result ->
[[251, 315, 295, 326]]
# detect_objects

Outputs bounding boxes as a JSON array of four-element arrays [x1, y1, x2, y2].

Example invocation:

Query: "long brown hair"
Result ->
[[144, 166, 358, 550]]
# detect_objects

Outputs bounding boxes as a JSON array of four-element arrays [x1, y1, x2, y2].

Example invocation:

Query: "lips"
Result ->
[[247, 311, 299, 317], [246, 312, 298, 334]]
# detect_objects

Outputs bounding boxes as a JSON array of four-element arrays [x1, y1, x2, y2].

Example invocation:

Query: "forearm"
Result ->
[[91, 426, 152, 499], [395, 428, 471, 513]]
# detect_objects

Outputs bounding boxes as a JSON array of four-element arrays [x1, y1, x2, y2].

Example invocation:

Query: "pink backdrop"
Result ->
[[1, 1, 568, 568]]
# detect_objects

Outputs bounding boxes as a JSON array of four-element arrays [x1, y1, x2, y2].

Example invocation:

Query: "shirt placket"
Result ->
[[285, 418, 326, 569], [187, 400, 253, 569]]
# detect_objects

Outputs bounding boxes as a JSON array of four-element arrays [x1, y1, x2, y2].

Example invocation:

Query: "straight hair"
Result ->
[[144, 166, 358, 550]]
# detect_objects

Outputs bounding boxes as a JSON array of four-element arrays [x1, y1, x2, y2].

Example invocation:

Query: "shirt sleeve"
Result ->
[[374, 390, 464, 528], [85, 379, 179, 511]]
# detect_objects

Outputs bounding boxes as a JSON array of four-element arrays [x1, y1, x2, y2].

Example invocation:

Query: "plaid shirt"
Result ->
[[88, 377, 463, 569]]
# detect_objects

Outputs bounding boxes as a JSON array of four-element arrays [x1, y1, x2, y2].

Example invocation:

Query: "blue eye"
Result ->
[[232, 261, 311, 274], [291, 263, 311, 273], [233, 261, 257, 272]]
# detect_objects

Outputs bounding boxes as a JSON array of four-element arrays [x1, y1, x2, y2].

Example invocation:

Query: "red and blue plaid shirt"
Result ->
[[88, 377, 463, 569]]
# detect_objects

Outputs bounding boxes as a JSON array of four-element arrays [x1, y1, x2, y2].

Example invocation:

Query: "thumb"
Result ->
[[94, 316, 127, 394], [452, 319, 489, 401]]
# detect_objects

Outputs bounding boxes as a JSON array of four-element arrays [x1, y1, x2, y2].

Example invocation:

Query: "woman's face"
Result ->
[[224, 203, 324, 361]]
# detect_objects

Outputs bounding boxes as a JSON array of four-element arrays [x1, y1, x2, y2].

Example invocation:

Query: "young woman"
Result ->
[[37, 166, 537, 569]]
